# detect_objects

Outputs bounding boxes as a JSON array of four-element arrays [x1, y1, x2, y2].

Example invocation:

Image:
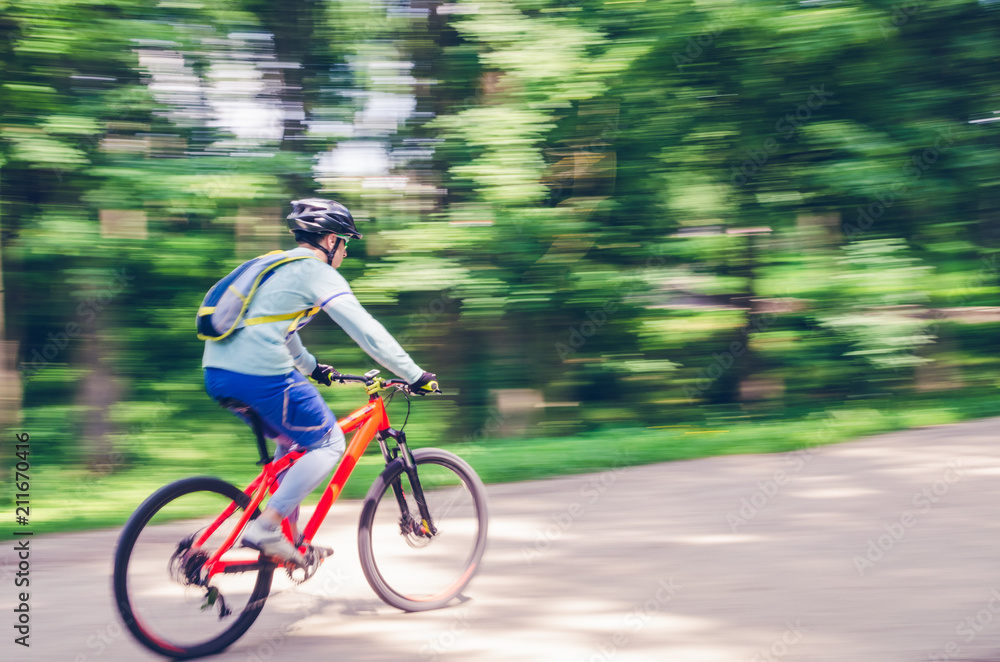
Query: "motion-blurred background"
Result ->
[[1, 0, 998, 532]]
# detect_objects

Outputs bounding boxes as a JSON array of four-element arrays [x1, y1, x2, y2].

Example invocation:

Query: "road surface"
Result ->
[[4, 416, 1000, 662]]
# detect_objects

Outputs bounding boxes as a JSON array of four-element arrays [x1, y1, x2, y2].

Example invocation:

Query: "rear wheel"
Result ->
[[358, 448, 488, 611], [113, 476, 274, 658]]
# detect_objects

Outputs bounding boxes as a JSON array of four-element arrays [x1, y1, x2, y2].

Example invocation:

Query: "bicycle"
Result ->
[[112, 369, 489, 659]]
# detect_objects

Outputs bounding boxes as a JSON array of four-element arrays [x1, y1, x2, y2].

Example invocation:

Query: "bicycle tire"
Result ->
[[358, 448, 488, 612], [113, 476, 274, 659]]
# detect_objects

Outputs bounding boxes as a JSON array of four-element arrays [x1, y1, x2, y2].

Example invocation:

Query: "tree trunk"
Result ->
[[0, 194, 24, 435], [78, 304, 119, 469]]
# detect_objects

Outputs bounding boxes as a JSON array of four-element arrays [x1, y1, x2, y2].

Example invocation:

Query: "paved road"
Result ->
[[4, 417, 1000, 662]]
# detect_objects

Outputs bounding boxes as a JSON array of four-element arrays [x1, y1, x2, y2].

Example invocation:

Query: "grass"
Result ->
[[5, 391, 998, 539]]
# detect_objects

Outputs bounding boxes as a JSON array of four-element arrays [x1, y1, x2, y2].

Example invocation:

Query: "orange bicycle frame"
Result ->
[[199, 392, 392, 578]]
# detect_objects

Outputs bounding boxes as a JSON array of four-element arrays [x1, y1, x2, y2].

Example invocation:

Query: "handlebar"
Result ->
[[324, 369, 434, 395], [329, 372, 405, 385]]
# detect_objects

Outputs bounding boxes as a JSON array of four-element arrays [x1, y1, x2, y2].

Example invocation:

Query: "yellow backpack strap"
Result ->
[[282, 306, 321, 338], [243, 311, 304, 326], [244, 305, 320, 331]]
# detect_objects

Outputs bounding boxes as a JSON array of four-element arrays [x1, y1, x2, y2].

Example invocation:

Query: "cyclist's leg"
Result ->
[[250, 370, 346, 518], [204, 368, 345, 561], [266, 429, 345, 521], [244, 435, 345, 561], [204, 367, 343, 458], [270, 441, 300, 534]]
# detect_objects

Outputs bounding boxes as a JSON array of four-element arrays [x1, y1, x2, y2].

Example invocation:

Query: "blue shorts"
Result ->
[[204, 368, 337, 448]]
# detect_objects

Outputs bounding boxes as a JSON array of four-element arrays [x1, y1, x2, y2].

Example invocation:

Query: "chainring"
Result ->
[[285, 544, 334, 584]]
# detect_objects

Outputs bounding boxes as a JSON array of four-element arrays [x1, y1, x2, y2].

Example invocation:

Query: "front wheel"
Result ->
[[359, 448, 489, 611], [112, 476, 274, 658]]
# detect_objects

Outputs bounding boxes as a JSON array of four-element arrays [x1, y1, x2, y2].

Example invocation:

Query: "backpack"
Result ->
[[197, 250, 320, 341]]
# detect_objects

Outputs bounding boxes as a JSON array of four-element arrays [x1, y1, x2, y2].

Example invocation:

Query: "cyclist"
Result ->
[[202, 198, 437, 566]]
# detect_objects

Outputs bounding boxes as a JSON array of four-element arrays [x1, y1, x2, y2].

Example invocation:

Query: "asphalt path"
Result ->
[[4, 416, 1000, 662]]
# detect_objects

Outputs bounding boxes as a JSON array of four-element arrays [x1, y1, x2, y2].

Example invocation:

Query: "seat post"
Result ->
[[217, 398, 273, 465], [249, 412, 272, 466]]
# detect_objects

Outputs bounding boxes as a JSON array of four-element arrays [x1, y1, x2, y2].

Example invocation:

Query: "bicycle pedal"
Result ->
[[308, 544, 334, 559]]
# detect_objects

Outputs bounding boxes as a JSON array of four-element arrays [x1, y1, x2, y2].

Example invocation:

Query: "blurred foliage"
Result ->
[[1, 0, 999, 499]]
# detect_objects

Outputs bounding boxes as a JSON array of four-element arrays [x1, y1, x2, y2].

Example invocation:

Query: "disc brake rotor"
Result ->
[[401, 516, 433, 549]]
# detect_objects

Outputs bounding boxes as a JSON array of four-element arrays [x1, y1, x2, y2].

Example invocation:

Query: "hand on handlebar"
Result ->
[[408, 371, 440, 395], [310, 363, 340, 386]]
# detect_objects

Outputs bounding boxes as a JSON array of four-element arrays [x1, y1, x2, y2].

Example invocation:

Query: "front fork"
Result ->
[[377, 428, 437, 537]]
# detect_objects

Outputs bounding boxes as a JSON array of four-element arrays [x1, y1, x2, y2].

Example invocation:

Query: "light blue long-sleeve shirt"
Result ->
[[202, 247, 423, 382]]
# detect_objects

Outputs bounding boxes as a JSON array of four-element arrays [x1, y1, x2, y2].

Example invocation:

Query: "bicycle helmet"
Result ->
[[286, 198, 363, 265]]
